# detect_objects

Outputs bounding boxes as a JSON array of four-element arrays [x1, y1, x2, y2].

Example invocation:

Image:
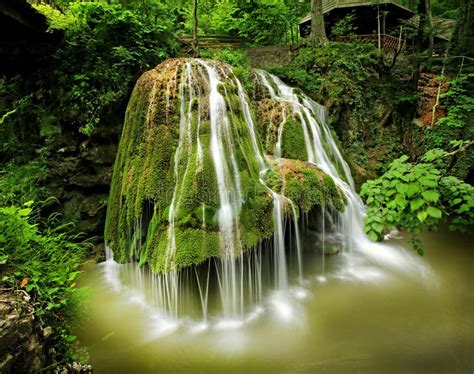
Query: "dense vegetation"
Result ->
[[0, 0, 472, 369]]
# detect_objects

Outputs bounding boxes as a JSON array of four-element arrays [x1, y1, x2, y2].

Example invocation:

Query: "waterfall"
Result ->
[[104, 59, 426, 330], [256, 70, 427, 273]]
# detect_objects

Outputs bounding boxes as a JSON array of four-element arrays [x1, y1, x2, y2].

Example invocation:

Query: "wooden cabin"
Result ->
[[299, 0, 414, 53]]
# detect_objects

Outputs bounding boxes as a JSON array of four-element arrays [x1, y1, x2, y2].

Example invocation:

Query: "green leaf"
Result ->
[[410, 198, 424, 211], [396, 184, 408, 194], [405, 184, 420, 197], [422, 190, 440, 202], [395, 194, 407, 207], [368, 231, 379, 241], [426, 206, 442, 219], [417, 211, 428, 222], [419, 177, 438, 188], [0, 255, 8, 265], [65, 335, 77, 342], [18, 208, 31, 217], [372, 222, 384, 233]]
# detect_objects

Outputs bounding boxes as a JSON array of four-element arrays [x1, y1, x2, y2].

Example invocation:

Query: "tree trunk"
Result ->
[[412, 0, 427, 92], [426, 0, 433, 68], [192, 0, 198, 57], [451, 0, 473, 57], [309, 0, 327, 46]]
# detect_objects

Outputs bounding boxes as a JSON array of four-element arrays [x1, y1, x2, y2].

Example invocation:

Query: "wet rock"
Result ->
[[0, 288, 92, 372], [43, 326, 53, 339], [0, 288, 45, 373], [53, 362, 93, 374], [303, 230, 342, 256]]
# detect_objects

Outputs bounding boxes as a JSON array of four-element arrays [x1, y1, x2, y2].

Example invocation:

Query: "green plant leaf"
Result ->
[[422, 190, 440, 202], [426, 206, 442, 219], [410, 198, 425, 211], [417, 211, 428, 222]]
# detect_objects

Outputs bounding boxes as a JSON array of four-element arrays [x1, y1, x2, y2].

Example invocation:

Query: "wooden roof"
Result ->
[[299, 0, 414, 24]]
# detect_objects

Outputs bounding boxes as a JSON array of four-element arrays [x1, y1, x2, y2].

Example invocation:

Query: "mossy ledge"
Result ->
[[265, 157, 346, 216], [105, 58, 346, 273]]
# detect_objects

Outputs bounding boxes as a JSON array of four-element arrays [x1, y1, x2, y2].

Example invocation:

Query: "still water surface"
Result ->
[[77, 230, 473, 373]]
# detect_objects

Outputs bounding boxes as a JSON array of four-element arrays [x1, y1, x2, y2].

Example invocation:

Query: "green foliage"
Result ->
[[331, 11, 358, 36], [0, 160, 88, 363], [200, 48, 252, 92], [49, 2, 176, 135], [0, 160, 48, 206], [179, 0, 308, 45], [201, 48, 249, 69], [0, 204, 85, 310], [424, 74, 474, 179], [271, 43, 381, 102], [0, 202, 87, 361], [1, 2, 177, 144], [361, 150, 474, 254], [237, 0, 293, 45], [440, 176, 474, 232], [32, 3, 77, 31], [437, 74, 474, 130]]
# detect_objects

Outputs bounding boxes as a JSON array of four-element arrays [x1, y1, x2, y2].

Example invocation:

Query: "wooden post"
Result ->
[[397, 25, 403, 52], [382, 11, 387, 50]]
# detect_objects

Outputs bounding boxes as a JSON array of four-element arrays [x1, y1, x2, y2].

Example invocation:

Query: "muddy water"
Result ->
[[77, 229, 473, 373]]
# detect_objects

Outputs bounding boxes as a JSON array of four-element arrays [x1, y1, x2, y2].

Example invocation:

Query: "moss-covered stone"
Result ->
[[105, 58, 348, 274], [105, 58, 276, 273], [266, 157, 346, 216]]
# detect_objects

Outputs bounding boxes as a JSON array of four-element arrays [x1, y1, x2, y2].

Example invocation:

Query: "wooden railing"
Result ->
[[176, 35, 242, 49], [334, 34, 406, 54]]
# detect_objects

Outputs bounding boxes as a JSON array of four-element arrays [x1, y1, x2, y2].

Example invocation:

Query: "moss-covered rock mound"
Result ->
[[105, 58, 346, 273]]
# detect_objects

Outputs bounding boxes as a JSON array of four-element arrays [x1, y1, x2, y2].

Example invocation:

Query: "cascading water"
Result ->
[[103, 58, 428, 334], [256, 70, 428, 275]]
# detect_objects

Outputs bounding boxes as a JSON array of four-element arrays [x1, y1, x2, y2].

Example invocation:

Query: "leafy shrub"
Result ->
[[361, 148, 474, 254], [49, 2, 177, 135], [0, 160, 48, 206], [32, 3, 77, 31], [331, 11, 358, 36], [0, 202, 87, 361], [0, 160, 88, 363]]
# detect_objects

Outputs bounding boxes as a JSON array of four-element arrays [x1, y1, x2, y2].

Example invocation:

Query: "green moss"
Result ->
[[267, 159, 346, 217], [149, 227, 221, 272], [280, 116, 308, 160], [240, 189, 274, 250], [322, 174, 346, 212]]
